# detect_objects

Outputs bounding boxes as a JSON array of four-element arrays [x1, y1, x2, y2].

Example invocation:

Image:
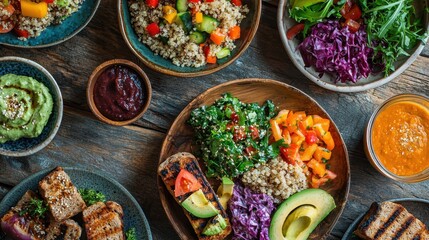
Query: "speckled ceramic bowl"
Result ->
[[0, 0, 100, 48], [0, 56, 63, 157], [277, 0, 429, 92], [118, 0, 261, 77], [0, 166, 152, 239]]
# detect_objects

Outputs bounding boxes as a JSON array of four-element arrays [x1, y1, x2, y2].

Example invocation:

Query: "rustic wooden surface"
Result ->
[[1, 0, 429, 239]]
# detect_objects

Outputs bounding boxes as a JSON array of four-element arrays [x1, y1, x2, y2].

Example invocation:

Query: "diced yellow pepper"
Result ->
[[195, 12, 203, 23], [300, 143, 318, 161], [21, 0, 48, 19], [163, 6, 177, 24]]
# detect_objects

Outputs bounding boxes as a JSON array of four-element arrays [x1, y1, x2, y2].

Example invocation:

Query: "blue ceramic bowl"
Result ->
[[0, 56, 63, 156], [0, 166, 153, 239], [118, 0, 261, 77], [0, 0, 100, 48]]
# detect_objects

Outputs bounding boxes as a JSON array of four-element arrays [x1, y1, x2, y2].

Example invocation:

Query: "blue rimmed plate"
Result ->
[[0, 167, 152, 240], [342, 198, 429, 239], [0, 0, 100, 48]]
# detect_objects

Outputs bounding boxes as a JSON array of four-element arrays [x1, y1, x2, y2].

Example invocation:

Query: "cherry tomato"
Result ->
[[146, 0, 158, 8], [14, 28, 29, 38], [286, 23, 305, 40], [280, 144, 300, 165], [340, 0, 352, 17], [244, 146, 256, 156], [146, 22, 160, 37], [44, 0, 55, 3], [231, 0, 241, 6], [174, 169, 202, 197], [249, 125, 259, 140], [342, 4, 361, 20], [0, 20, 14, 33], [1, 4, 15, 20], [230, 112, 239, 123], [305, 130, 318, 145]]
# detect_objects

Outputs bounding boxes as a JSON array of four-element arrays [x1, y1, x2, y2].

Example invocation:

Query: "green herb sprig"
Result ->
[[19, 198, 48, 218], [126, 228, 137, 240], [78, 188, 106, 206]]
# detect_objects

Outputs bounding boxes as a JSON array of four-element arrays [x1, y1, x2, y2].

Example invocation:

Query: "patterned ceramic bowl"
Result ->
[[0, 0, 100, 48], [0, 56, 63, 157]]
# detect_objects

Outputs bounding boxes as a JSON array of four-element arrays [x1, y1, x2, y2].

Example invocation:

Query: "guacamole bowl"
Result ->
[[0, 56, 63, 157]]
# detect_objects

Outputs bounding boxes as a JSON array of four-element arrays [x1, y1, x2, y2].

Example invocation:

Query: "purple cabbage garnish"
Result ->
[[228, 184, 275, 240], [298, 20, 377, 83]]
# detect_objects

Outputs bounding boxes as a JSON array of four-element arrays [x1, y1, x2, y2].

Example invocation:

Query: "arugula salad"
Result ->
[[287, 0, 428, 83]]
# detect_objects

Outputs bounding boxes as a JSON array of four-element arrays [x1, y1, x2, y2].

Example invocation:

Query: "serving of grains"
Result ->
[[0, 0, 84, 40], [242, 157, 308, 204], [128, 0, 249, 67]]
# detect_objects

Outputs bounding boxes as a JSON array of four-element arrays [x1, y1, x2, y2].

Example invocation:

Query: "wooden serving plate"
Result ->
[[158, 79, 350, 239]]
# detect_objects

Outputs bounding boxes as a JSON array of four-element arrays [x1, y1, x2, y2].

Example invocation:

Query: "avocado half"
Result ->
[[269, 188, 336, 240]]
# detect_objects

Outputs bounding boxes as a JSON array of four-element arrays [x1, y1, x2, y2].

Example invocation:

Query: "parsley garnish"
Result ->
[[78, 188, 106, 206], [19, 198, 47, 218], [126, 228, 137, 240]]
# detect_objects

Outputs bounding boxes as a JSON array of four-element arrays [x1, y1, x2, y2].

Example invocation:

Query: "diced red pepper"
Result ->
[[14, 28, 29, 38], [146, 22, 160, 37], [280, 144, 300, 165], [231, 0, 241, 6], [286, 23, 305, 40], [146, 0, 159, 8], [44, 0, 54, 3], [345, 18, 360, 33], [189, 0, 200, 3], [305, 130, 318, 145], [342, 4, 361, 20], [203, 45, 210, 57]]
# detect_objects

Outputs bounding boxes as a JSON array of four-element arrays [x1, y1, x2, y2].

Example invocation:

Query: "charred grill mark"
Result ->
[[160, 169, 168, 177], [393, 216, 415, 240], [360, 203, 380, 233], [413, 235, 421, 240], [374, 208, 403, 239], [170, 162, 181, 174]]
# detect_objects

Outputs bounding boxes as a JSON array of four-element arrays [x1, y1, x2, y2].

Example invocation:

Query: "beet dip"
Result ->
[[93, 65, 145, 121]]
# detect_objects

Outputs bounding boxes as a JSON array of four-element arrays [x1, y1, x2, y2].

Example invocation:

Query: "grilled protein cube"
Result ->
[[83, 201, 125, 240], [46, 219, 82, 240], [355, 201, 429, 240], [38, 167, 86, 222]]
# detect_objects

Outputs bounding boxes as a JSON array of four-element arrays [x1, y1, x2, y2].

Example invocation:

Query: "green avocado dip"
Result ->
[[0, 74, 53, 143]]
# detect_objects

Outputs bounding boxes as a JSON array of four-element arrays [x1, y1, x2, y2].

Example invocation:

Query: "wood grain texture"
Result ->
[[0, 0, 428, 239]]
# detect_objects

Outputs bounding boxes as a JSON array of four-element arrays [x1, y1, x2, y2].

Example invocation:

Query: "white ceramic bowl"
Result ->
[[277, 0, 429, 92]]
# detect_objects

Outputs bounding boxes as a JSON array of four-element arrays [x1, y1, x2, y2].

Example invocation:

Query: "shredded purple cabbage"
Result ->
[[228, 184, 275, 240], [298, 20, 374, 83]]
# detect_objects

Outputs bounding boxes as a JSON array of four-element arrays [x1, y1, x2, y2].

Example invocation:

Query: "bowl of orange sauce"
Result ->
[[365, 94, 429, 183]]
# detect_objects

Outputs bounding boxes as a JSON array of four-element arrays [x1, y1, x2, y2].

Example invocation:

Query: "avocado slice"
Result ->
[[202, 214, 227, 236], [181, 189, 219, 218], [217, 177, 234, 210], [269, 188, 336, 240]]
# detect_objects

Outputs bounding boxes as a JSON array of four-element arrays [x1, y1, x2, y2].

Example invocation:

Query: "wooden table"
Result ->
[[1, 0, 429, 239]]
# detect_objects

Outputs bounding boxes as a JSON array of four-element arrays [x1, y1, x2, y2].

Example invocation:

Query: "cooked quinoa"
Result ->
[[128, 0, 249, 67], [242, 157, 308, 204], [1, 0, 84, 40]]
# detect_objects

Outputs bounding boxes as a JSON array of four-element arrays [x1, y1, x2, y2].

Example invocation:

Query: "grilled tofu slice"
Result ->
[[158, 152, 232, 240], [355, 202, 429, 240], [0, 190, 49, 240], [38, 167, 86, 222], [83, 201, 125, 240], [46, 219, 82, 240]]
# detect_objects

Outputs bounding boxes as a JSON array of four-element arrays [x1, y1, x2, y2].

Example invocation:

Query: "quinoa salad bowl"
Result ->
[[158, 79, 350, 239], [0, 0, 100, 48], [118, 0, 261, 77]]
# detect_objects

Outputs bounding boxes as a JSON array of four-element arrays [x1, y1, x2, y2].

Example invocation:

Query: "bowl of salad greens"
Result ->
[[277, 0, 429, 92]]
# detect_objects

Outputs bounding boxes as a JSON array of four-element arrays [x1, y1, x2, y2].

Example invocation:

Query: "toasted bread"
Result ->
[[158, 152, 232, 240], [82, 201, 125, 240], [354, 201, 429, 240], [38, 167, 86, 222], [46, 219, 82, 240]]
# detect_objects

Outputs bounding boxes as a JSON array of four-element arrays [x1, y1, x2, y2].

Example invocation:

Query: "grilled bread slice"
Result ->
[[82, 201, 125, 240], [158, 152, 232, 240], [46, 219, 82, 240], [354, 201, 429, 240], [38, 167, 86, 222]]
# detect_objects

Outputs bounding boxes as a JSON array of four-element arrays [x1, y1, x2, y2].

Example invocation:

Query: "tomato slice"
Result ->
[[280, 144, 300, 165], [1, 4, 15, 20], [174, 169, 202, 197], [286, 23, 305, 40], [14, 28, 29, 38], [0, 20, 14, 33], [342, 4, 361, 20]]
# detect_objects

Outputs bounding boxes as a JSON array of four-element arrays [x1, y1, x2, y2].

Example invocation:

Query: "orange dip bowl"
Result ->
[[365, 94, 429, 183]]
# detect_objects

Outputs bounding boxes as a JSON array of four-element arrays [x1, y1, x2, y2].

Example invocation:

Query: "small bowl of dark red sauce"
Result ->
[[87, 59, 152, 126]]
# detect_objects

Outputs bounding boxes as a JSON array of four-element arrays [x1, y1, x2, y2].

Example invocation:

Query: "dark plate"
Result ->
[[342, 198, 429, 240], [0, 167, 152, 240]]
